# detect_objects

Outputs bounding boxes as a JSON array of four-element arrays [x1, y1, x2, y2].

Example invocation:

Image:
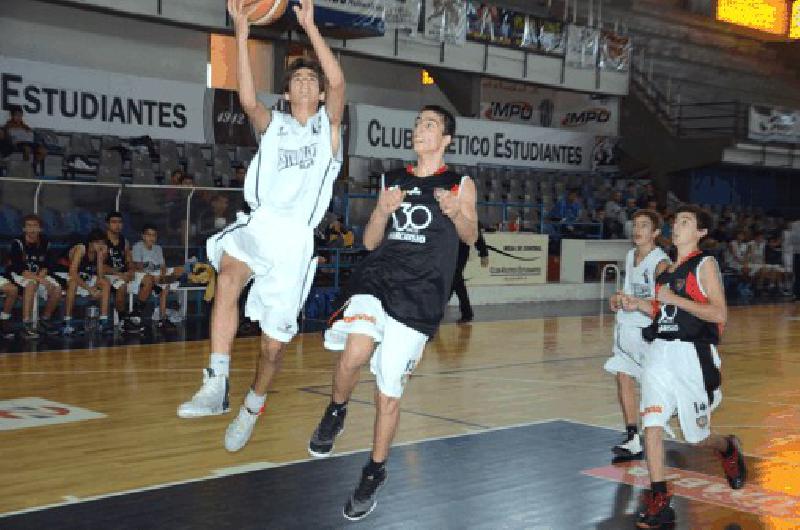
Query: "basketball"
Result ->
[[245, 0, 288, 25]]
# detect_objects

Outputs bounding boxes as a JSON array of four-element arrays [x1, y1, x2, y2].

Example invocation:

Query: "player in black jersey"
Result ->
[[104, 212, 143, 333], [9, 214, 63, 338], [621, 205, 745, 529], [58, 230, 113, 336], [308, 105, 478, 521]]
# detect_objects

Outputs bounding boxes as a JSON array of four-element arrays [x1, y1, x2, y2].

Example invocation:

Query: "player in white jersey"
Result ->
[[606, 209, 670, 460], [177, 0, 346, 453]]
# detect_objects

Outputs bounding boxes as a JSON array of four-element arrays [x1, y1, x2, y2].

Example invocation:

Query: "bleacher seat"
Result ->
[[212, 145, 234, 186], [97, 150, 122, 184], [131, 152, 156, 184], [158, 140, 180, 180]]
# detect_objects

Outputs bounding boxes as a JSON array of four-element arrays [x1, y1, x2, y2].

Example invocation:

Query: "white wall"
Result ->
[[340, 55, 457, 113], [0, 0, 208, 84]]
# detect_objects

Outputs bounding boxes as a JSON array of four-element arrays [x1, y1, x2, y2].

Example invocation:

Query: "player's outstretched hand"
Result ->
[[378, 186, 406, 216], [293, 0, 315, 31], [228, 0, 256, 39]]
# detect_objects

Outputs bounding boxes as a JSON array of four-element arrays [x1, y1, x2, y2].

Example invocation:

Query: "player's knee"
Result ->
[[260, 336, 285, 363], [216, 271, 241, 295], [376, 392, 400, 414]]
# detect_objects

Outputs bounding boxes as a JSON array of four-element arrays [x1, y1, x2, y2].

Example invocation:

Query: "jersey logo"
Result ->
[[406, 186, 422, 196], [389, 203, 432, 244], [656, 304, 679, 334], [278, 144, 318, 170]]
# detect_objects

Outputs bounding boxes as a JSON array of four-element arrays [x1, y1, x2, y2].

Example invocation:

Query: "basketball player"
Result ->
[[104, 211, 143, 333], [621, 205, 746, 528], [0, 272, 19, 339], [605, 209, 669, 459], [9, 214, 64, 338], [307, 105, 478, 521], [177, 0, 346, 454], [57, 230, 113, 336]]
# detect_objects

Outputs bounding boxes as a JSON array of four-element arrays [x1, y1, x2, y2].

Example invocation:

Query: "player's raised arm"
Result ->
[[229, 0, 271, 134], [294, 0, 346, 153]]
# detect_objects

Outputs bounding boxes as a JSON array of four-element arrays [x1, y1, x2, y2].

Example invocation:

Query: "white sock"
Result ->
[[244, 388, 266, 414], [209, 352, 230, 377]]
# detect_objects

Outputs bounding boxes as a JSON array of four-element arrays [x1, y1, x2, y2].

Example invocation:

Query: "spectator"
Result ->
[[56, 229, 113, 336], [3, 105, 47, 169], [727, 230, 753, 297], [763, 233, 787, 295], [180, 174, 195, 187], [131, 224, 192, 330], [170, 168, 185, 186], [747, 231, 768, 294], [0, 270, 19, 338], [326, 216, 354, 248], [104, 211, 143, 333], [450, 224, 489, 324], [638, 182, 657, 209], [230, 166, 246, 188], [198, 194, 233, 238], [603, 191, 624, 239], [546, 189, 584, 239], [8, 214, 63, 338]]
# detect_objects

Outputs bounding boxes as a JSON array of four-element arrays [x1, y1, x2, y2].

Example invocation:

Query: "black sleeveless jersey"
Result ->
[[642, 252, 721, 345], [10, 236, 51, 274], [105, 234, 127, 272], [346, 166, 464, 337], [75, 244, 99, 276]]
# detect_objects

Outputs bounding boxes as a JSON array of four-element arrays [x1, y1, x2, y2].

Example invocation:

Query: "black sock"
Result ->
[[651, 481, 667, 494], [722, 437, 735, 458], [626, 424, 638, 438], [330, 400, 347, 414], [365, 458, 385, 476]]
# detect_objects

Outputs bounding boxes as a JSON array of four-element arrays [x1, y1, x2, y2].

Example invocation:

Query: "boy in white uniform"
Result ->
[[606, 209, 670, 459], [622, 205, 746, 529], [177, 0, 346, 454]]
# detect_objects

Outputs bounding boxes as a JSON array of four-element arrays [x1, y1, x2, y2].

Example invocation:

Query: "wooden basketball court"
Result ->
[[1, 302, 799, 527]]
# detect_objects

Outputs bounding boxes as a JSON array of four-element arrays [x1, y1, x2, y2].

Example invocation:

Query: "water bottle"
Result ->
[[85, 305, 100, 334]]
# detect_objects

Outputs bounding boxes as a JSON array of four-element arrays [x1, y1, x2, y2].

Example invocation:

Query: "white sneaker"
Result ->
[[612, 433, 643, 458], [224, 405, 261, 452], [177, 368, 230, 418]]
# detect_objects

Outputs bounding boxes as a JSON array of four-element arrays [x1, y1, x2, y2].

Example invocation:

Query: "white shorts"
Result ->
[[604, 324, 647, 380], [640, 339, 722, 443], [324, 294, 428, 399], [129, 269, 178, 294], [207, 209, 316, 343], [11, 273, 61, 300], [54, 272, 98, 297], [783, 254, 793, 273]]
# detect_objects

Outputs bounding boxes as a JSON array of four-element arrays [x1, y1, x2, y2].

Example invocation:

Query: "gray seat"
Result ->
[[212, 145, 234, 186], [186, 143, 212, 187], [131, 152, 156, 184], [159, 140, 180, 179], [97, 150, 122, 183]]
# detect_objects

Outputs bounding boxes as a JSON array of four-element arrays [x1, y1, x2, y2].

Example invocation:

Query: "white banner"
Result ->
[[0, 56, 205, 142], [385, 0, 422, 33], [350, 104, 595, 170], [479, 78, 619, 136], [565, 25, 599, 69], [748, 105, 800, 144], [464, 233, 548, 285], [423, 0, 467, 44]]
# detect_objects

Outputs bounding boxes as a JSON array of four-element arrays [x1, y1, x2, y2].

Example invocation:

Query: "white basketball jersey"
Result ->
[[617, 246, 670, 327], [244, 106, 342, 228]]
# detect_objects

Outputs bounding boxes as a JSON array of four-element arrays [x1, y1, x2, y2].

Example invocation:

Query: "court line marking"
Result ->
[[0, 417, 561, 519]]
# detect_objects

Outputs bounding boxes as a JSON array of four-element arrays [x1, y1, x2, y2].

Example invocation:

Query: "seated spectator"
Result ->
[[131, 224, 193, 330], [9, 214, 63, 338], [748, 231, 768, 294], [638, 182, 657, 209], [198, 194, 233, 237], [104, 211, 144, 333], [181, 174, 195, 187], [727, 230, 753, 297], [229, 166, 246, 188], [763, 232, 789, 295], [326, 216, 355, 248], [603, 191, 624, 238], [4, 105, 48, 174], [56, 229, 112, 336], [0, 270, 20, 338], [546, 189, 584, 239], [169, 168, 185, 186]]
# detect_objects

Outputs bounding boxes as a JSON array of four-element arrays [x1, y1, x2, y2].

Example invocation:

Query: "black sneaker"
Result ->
[[22, 323, 40, 339], [343, 464, 387, 522], [636, 490, 674, 528], [121, 317, 144, 334], [156, 318, 177, 331], [0, 319, 15, 338], [719, 435, 747, 490], [308, 402, 346, 458], [38, 318, 61, 335]]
